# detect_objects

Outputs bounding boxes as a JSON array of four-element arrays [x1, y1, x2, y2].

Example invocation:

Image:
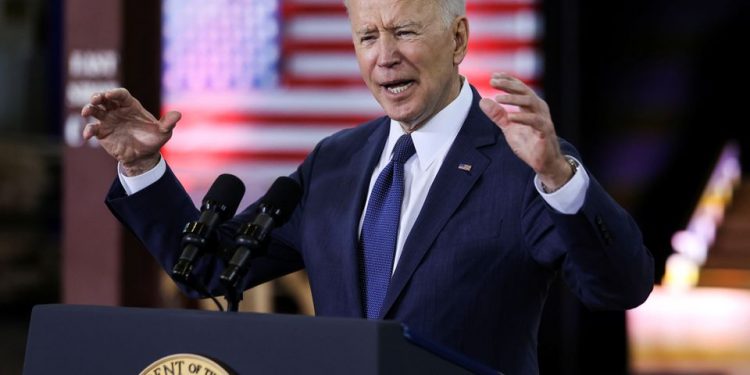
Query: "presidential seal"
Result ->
[[139, 353, 231, 375]]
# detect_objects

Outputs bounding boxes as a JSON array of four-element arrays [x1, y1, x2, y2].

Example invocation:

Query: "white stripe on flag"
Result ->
[[287, 53, 361, 76], [470, 12, 542, 40], [286, 50, 542, 80], [165, 89, 383, 115], [168, 125, 348, 152], [286, 12, 541, 42], [287, 16, 351, 41], [461, 49, 542, 78]]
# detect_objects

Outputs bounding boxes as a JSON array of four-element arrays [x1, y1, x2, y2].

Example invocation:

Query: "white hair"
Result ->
[[438, 0, 466, 27], [343, 0, 466, 28]]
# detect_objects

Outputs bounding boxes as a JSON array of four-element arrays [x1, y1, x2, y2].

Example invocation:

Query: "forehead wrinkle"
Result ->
[[390, 20, 420, 30], [349, 0, 435, 35]]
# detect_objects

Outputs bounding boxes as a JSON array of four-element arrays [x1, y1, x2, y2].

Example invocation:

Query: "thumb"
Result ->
[[479, 98, 509, 128], [158, 111, 181, 132]]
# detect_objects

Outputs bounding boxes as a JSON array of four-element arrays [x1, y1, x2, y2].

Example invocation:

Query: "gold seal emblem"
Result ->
[[139, 353, 231, 375]]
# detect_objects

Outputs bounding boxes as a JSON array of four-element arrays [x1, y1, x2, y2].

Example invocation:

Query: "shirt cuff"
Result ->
[[533, 156, 590, 214], [117, 155, 167, 196]]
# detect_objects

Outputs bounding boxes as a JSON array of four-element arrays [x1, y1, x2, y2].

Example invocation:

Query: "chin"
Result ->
[[383, 104, 422, 126], [386, 113, 419, 127]]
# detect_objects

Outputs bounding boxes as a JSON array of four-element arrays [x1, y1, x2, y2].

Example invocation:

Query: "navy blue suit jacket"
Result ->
[[106, 88, 654, 373]]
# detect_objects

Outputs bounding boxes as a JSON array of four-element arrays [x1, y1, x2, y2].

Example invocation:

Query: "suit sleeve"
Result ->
[[105, 163, 306, 299], [523, 142, 654, 310]]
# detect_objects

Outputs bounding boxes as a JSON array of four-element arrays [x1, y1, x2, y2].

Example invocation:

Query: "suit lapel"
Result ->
[[336, 119, 389, 317], [379, 89, 498, 318]]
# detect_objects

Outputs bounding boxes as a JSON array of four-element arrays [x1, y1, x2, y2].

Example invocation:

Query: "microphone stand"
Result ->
[[221, 208, 272, 313], [219, 246, 244, 313], [224, 286, 242, 313], [218, 176, 301, 313], [220, 242, 255, 313], [221, 244, 255, 313]]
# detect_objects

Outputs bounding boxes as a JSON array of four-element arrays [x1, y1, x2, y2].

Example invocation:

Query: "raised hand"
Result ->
[[479, 73, 572, 191], [81, 88, 181, 176]]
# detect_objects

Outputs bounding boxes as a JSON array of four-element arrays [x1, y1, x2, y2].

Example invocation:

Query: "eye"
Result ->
[[396, 30, 415, 37], [360, 35, 376, 44]]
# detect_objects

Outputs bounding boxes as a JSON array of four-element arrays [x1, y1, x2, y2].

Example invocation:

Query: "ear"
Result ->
[[452, 16, 469, 66]]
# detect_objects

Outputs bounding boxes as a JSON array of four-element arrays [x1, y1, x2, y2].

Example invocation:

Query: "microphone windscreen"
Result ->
[[261, 176, 302, 223], [203, 174, 246, 220]]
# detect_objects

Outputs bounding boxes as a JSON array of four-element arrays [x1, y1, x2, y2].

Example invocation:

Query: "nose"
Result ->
[[376, 35, 400, 68]]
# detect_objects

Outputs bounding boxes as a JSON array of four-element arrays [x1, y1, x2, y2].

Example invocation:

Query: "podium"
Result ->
[[23, 304, 499, 374]]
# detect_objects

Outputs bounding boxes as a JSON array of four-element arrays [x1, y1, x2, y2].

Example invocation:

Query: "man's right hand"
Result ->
[[81, 88, 181, 176]]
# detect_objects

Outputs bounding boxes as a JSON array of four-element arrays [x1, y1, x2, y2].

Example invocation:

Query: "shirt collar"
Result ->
[[387, 77, 473, 171]]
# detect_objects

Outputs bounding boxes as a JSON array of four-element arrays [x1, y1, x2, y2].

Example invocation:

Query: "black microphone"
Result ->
[[220, 176, 302, 288], [172, 174, 245, 283]]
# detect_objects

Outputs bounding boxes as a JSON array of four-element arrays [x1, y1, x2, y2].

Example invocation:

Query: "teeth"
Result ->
[[387, 81, 413, 94]]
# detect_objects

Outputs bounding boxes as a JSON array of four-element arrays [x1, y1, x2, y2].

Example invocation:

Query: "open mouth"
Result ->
[[383, 80, 415, 94]]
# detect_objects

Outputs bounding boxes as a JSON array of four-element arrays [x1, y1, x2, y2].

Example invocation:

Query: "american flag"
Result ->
[[161, 0, 542, 204]]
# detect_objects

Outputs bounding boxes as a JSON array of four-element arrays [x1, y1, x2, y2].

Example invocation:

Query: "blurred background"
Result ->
[[1, 0, 750, 373]]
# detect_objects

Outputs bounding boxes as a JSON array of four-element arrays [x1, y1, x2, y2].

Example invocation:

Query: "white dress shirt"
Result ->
[[119, 78, 590, 273]]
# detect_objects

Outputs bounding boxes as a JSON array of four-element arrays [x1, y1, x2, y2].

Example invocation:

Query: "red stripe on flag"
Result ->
[[282, 39, 536, 54], [282, 4, 345, 15], [282, 41, 354, 53], [164, 149, 311, 162], [281, 76, 366, 88], [175, 112, 376, 126], [467, 3, 539, 13], [281, 2, 538, 16], [468, 39, 540, 51]]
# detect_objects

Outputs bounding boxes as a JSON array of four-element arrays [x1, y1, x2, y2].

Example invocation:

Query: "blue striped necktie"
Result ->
[[359, 133, 416, 319]]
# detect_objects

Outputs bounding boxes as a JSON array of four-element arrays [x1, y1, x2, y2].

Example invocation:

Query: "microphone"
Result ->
[[172, 174, 245, 282], [220, 176, 302, 288]]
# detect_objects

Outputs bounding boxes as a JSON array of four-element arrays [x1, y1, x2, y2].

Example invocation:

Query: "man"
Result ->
[[82, 0, 654, 373]]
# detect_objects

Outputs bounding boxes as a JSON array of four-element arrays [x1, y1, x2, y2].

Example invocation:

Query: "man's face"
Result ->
[[347, 0, 467, 130]]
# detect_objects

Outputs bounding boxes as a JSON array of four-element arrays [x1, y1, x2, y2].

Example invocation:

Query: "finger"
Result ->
[[491, 71, 522, 81], [90, 91, 104, 105], [103, 88, 134, 106], [81, 103, 107, 119], [158, 111, 182, 132], [494, 94, 535, 109], [82, 122, 101, 140], [489, 76, 530, 95], [507, 112, 547, 131], [90, 91, 120, 111], [479, 98, 510, 128]]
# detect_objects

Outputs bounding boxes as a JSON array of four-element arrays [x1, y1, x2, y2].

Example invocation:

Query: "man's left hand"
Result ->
[[479, 72, 572, 191]]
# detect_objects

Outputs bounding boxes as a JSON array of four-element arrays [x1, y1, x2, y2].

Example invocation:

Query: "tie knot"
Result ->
[[391, 134, 416, 164]]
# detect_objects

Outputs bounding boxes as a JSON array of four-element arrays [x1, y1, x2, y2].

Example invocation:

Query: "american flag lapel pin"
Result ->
[[458, 163, 472, 172]]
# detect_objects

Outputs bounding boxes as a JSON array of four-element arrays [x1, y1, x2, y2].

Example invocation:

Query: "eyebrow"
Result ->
[[355, 21, 422, 35], [355, 24, 377, 35]]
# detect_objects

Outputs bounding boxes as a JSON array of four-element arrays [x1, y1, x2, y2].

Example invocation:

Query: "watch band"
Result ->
[[541, 156, 578, 194]]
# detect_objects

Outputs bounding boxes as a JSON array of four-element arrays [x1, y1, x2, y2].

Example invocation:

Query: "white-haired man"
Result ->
[[84, 0, 654, 372]]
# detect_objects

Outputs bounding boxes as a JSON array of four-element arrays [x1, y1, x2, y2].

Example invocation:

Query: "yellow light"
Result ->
[[662, 254, 699, 290]]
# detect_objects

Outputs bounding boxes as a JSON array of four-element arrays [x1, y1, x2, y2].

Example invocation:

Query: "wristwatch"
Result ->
[[541, 156, 578, 194]]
